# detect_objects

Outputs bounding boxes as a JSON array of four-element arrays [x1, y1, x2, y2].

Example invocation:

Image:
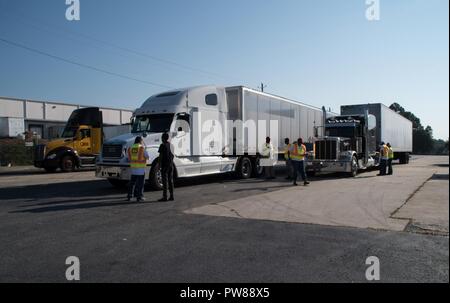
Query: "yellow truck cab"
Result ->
[[34, 107, 103, 172]]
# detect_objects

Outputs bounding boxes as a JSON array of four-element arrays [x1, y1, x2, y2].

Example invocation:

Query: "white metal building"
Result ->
[[0, 96, 134, 139]]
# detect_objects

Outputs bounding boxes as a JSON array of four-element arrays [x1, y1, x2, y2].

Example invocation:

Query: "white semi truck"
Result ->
[[96, 85, 328, 189]]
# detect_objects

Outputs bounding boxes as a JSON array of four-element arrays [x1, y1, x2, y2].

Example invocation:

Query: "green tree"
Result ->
[[389, 103, 435, 154]]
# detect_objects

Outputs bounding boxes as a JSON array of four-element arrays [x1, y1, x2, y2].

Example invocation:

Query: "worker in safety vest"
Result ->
[[127, 136, 149, 202], [378, 141, 389, 176], [261, 137, 276, 179], [387, 143, 394, 175], [290, 138, 310, 186], [284, 138, 293, 180]]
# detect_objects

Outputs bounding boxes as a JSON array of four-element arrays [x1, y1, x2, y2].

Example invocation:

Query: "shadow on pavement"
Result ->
[[0, 167, 94, 177], [431, 173, 449, 180]]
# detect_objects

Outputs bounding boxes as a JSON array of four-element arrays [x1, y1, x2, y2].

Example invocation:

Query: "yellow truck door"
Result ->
[[75, 127, 92, 156]]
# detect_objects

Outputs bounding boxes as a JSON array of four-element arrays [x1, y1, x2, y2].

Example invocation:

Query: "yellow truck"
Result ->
[[34, 107, 129, 172]]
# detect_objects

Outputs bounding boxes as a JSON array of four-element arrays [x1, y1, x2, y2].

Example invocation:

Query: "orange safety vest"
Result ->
[[381, 144, 389, 160], [128, 144, 146, 168], [291, 143, 306, 161]]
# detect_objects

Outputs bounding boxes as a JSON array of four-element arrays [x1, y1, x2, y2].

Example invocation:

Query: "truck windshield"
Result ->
[[132, 114, 174, 133], [61, 127, 78, 138]]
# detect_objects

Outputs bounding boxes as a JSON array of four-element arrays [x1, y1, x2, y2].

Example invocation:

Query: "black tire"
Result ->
[[60, 155, 76, 172], [44, 167, 57, 173], [236, 157, 253, 179], [399, 153, 408, 164], [108, 179, 128, 188], [306, 170, 316, 178], [348, 156, 358, 177], [149, 161, 163, 191], [253, 157, 265, 178]]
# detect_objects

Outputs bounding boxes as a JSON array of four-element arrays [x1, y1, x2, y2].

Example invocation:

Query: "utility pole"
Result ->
[[259, 83, 267, 92]]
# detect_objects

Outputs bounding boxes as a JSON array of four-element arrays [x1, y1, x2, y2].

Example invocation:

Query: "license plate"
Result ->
[[102, 167, 121, 177]]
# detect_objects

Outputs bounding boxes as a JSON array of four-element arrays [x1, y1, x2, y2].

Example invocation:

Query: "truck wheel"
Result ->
[[149, 161, 163, 191], [60, 155, 76, 172], [399, 153, 408, 164], [237, 157, 252, 179], [44, 167, 57, 173], [348, 156, 358, 177], [253, 157, 265, 177], [108, 179, 128, 188]]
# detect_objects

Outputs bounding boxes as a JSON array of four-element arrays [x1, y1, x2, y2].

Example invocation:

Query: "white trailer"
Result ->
[[95, 85, 326, 189]]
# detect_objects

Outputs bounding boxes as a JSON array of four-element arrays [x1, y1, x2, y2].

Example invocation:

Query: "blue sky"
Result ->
[[0, 0, 448, 139]]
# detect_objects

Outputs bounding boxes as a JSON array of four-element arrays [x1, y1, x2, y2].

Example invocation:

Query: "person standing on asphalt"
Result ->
[[284, 138, 293, 180], [158, 133, 175, 202], [261, 137, 276, 179], [378, 142, 389, 176], [387, 143, 394, 175], [290, 138, 310, 186], [127, 136, 149, 202]]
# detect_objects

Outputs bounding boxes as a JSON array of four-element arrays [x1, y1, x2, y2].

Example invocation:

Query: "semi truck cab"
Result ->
[[34, 107, 103, 172], [311, 103, 412, 177]]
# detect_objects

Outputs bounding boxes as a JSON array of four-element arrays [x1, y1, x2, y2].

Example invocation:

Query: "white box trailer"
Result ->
[[225, 87, 325, 155], [0, 117, 25, 138], [96, 85, 327, 189], [340, 104, 413, 155]]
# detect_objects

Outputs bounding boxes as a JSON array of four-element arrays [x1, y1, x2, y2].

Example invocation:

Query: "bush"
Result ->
[[0, 139, 37, 166]]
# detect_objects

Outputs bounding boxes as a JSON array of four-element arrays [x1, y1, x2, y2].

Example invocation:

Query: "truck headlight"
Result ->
[[47, 154, 57, 160], [339, 151, 353, 160]]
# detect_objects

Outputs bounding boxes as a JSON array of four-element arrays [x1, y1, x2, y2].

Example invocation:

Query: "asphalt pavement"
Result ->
[[0, 156, 448, 282]]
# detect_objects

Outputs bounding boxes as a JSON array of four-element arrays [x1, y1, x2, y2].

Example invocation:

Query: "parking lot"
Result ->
[[0, 155, 448, 282]]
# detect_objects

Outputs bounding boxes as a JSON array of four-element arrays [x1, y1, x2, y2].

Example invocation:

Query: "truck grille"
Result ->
[[34, 144, 46, 162], [315, 140, 337, 160], [102, 144, 123, 158]]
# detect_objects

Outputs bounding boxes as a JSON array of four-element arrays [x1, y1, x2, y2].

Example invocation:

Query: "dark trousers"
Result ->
[[286, 159, 293, 178], [379, 159, 387, 175], [293, 160, 307, 183], [162, 165, 174, 199], [387, 159, 393, 175], [128, 174, 145, 199]]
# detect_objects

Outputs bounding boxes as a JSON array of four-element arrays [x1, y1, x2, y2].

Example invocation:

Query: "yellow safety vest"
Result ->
[[291, 143, 306, 161], [388, 147, 394, 159], [128, 144, 146, 168], [284, 144, 291, 160], [382, 145, 389, 160]]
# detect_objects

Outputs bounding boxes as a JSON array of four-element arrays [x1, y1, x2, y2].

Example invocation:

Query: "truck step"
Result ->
[[80, 156, 96, 166]]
